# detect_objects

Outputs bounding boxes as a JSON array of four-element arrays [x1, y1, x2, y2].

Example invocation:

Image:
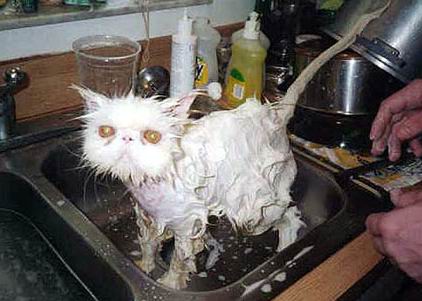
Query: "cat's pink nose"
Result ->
[[122, 136, 134, 143]]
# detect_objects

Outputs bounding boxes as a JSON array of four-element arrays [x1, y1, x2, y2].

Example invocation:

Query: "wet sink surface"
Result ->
[[0, 172, 95, 301]]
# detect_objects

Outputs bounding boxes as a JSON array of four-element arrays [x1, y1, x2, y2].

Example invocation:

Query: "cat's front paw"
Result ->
[[135, 258, 156, 274], [158, 271, 189, 289]]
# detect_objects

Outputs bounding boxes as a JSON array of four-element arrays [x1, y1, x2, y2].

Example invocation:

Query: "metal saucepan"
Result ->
[[295, 38, 403, 116]]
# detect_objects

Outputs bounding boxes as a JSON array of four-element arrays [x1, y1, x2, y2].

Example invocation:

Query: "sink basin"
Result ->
[[0, 172, 96, 300], [0, 130, 391, 301]]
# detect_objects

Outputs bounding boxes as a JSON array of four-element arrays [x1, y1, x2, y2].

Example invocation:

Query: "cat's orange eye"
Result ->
[[98, 125, 115, 138], [144, 130, 161, 144]]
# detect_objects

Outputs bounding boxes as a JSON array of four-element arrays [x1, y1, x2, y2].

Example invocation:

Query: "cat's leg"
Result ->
[[158, 234, 205, 289], [275, 205, 304, 252], [133, 204, 165, 273], [250, 194, 303, 252]]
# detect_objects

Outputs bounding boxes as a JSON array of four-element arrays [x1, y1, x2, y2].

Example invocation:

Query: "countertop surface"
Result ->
[[275, 231, 383, 301]]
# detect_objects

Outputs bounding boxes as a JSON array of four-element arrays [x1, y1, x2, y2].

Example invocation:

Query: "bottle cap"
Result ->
[[243, 11, 260, 40], [207, 82, 222, 100], [178, 9, 193, 37]]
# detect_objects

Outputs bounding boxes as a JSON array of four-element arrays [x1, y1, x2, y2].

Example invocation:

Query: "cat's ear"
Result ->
[[71, 84, 110, 112], [163, 94, 197, 118]]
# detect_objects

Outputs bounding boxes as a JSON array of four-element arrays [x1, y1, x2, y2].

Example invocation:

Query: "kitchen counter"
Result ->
[[275, 231, 383, 300]]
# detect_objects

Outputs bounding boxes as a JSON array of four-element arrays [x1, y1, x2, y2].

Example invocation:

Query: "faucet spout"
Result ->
[[0, 67, 28, 141]]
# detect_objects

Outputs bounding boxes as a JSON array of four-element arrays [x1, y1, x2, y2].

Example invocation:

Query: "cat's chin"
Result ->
[[107, 160, 170, 185]]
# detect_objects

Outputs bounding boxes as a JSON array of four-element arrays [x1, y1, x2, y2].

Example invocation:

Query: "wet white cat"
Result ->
[[77, 88, 303, 289]]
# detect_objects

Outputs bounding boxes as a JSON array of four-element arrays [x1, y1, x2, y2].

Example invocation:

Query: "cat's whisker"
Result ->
[[60, 139, 84, 157], [120, 186, 132, 199], [81, 167, 98, 208], [91, 173, 102, 204], [77, 110, 99, 120], [65, 163, 90, 173]]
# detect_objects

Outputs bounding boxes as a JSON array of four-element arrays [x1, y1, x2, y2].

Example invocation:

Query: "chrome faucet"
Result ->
[[0, 67, 28, 141]]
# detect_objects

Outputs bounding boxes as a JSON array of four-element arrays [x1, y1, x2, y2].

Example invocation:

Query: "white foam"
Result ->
[[261, 284, 272, 293]]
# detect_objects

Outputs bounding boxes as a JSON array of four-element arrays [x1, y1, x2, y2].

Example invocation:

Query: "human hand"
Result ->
[[370, 79, 422, 161], [366, 184, 422, 283]]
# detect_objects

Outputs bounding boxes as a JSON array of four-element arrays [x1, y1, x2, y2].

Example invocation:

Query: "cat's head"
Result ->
[[75, 86, 196, 185]]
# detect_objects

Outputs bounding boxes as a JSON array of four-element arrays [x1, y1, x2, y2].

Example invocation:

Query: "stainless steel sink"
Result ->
[[0, 123, 392, 301]]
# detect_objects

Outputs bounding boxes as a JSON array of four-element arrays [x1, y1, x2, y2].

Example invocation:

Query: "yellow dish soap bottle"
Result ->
[[223, 13, 267, 108]]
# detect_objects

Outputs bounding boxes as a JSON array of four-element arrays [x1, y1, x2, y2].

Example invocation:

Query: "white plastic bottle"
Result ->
[[193, 17, 221, 88], [169, 10, 197, 98], [231, 11, 270, 51]]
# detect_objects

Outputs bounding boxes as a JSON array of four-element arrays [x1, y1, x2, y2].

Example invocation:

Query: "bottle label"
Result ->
[[195, 56, 209, 88], [227, 68, 245, 104]]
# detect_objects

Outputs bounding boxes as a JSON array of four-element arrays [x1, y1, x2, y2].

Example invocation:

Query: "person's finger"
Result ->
[[366, 211, 402, 241], [388, 129, 402, 161], [386, 110, 422, 161], [395, 110, 422, 142], [390, 189, 403, 206], [371, 113, 403, 156], [372, 138, 387, 157], [393, 189, 422, 208], [370, 79, 422, 141], [370, 112, 388, 141], [366, 213, 386, 236], [409, 137, 422, 157], [371, 235, 387, 256], [371, 122, 392, 156]]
